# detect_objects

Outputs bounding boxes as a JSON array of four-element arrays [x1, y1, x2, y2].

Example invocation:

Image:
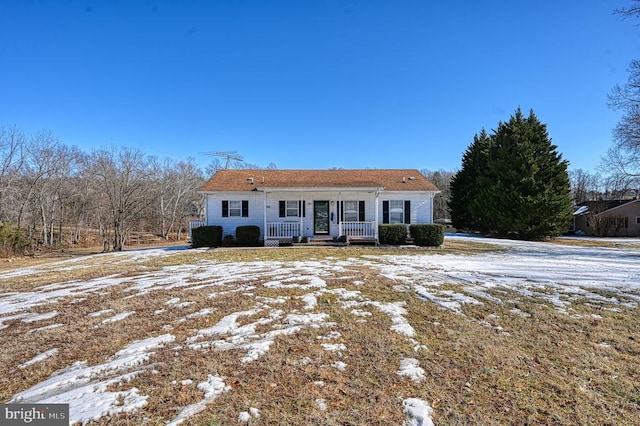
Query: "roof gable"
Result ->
[[199, 169, 439, 192], [575, 199, 640, 216]]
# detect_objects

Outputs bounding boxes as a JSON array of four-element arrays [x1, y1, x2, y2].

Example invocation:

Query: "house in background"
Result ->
[[193, 169, 440, 245], [573, 199, 640, 237]]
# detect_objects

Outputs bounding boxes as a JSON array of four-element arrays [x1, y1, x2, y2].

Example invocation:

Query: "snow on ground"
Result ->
[[9, 334, 176, 424], [166, 374, 231, 426], [18, 348, 59, 369], [1, 236, 639, 424], [371, 235, 640, 316], [398, 358, 426, 383]]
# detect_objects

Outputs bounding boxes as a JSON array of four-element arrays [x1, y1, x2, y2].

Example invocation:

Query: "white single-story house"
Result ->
[[194, 169, 440, 244]]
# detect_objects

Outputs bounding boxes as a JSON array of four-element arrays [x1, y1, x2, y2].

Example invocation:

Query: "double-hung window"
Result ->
[[222, 200, 249, 217], [343, 201, 359, 222], [337, 201, 365, 222], [389, 200, 404, 224], [279, 201, 305, 217], [382, 200, 411, 224], [286, 200, 299, 217]]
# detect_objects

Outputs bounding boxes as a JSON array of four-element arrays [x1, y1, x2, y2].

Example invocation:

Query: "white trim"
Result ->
[[263, 191, 267, 239], [374, 190, 379, 243], [254, 186, 384, 192], [338, 192, 343, 236], [299, 192, 304, 236]]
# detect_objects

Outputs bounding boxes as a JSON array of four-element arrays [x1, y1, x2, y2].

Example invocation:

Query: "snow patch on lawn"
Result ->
[[166, 374, 231, 426], [398, 358, 425, 383], [9, 334, 175, 425], [100, 311, 135, 324], [19, 348, 59, 369], [403, 398, 434, 426]]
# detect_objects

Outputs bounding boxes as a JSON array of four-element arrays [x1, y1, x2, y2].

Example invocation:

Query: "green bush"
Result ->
[[191, 226, 222, 248], [0, 222, 30, 257], [378, 224, 407, 245], [236, 225, 261, 246], [410, 224, 445, 247]]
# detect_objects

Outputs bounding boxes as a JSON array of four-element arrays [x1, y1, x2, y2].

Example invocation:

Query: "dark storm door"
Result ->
[[314, 201, 330, 234]]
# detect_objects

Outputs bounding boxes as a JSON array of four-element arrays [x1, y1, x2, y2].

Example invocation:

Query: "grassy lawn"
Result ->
[[0, 240, 638, 425]]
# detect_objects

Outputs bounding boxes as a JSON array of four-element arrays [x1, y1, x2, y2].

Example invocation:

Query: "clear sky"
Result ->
[[1, 0, 637, 173]]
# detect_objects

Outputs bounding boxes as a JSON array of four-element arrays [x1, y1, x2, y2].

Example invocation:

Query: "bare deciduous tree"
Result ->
[[90, 147, 155, 251], [0, 126, 25, 223], [570, 169, 604, 204], [606, 3, 640, 183], [422, 169, 455, 221], [152, 157, 204, 240], [0, 126, 277, 255]]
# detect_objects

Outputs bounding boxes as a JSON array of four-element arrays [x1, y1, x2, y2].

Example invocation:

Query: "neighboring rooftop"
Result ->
[[200, 169, 439, 192], [574, 199, 639, 215]]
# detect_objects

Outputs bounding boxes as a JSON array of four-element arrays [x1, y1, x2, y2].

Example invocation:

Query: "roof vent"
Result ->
[[408, 176, 416, 180], [402, 176, 406, 183], [247, 177, 254, 184]]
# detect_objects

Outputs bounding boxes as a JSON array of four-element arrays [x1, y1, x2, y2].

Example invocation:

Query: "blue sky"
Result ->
[[1, 0, 637, 173]]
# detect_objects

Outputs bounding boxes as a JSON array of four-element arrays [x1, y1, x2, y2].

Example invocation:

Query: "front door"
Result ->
[[314, 201, 330, 235]]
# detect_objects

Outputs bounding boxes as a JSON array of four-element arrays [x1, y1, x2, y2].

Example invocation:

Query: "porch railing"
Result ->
[[341, 221, 375, 237], [266, 222, 301, 238], [189, 221, 205, 240]]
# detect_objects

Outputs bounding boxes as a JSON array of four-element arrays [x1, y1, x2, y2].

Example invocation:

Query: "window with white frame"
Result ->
[[637, 216, 640, 225], [286, 200, 299, 217], [389, 200, 404, 224], [228, 200, 242, 217], [222, 200, 248, 217], [382, 200, 410, 224], [278, 200, 304, 218], [343, 200, 359, 222]]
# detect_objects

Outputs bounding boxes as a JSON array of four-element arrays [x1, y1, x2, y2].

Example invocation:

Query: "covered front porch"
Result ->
[[265, 221, 377, 239], [261, 188, 381, 244]]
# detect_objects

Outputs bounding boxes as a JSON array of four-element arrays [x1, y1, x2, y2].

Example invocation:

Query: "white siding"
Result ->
[[378, 191, 435, 224], [205, 192, 265, 238]]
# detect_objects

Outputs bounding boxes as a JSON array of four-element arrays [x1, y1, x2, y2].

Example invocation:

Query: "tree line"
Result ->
[[0, 126, 210, 255]]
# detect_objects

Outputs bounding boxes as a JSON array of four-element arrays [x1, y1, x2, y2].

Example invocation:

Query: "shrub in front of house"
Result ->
[[410, 224, 445, 247], [236, 225, 261, 246], [191, 226, 223, 248], [378, 224, 407, 245]]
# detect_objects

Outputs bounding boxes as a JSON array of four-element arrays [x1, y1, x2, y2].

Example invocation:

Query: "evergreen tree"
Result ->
[[449, 108, 573, 240], [449, 129, 492, 231]]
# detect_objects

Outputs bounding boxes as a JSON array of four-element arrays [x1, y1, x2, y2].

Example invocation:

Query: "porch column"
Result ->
[[338, 191, 342, 237], [374, 190, 379, 244], [300, 191, 304, 237]]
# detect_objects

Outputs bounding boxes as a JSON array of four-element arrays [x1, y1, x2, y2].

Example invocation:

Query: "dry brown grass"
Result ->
[[548, 237, 640, 249], [1, 241, 638, 425]]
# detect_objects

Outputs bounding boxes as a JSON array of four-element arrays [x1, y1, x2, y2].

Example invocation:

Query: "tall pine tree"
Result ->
[[449, 108, 573, 240]]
